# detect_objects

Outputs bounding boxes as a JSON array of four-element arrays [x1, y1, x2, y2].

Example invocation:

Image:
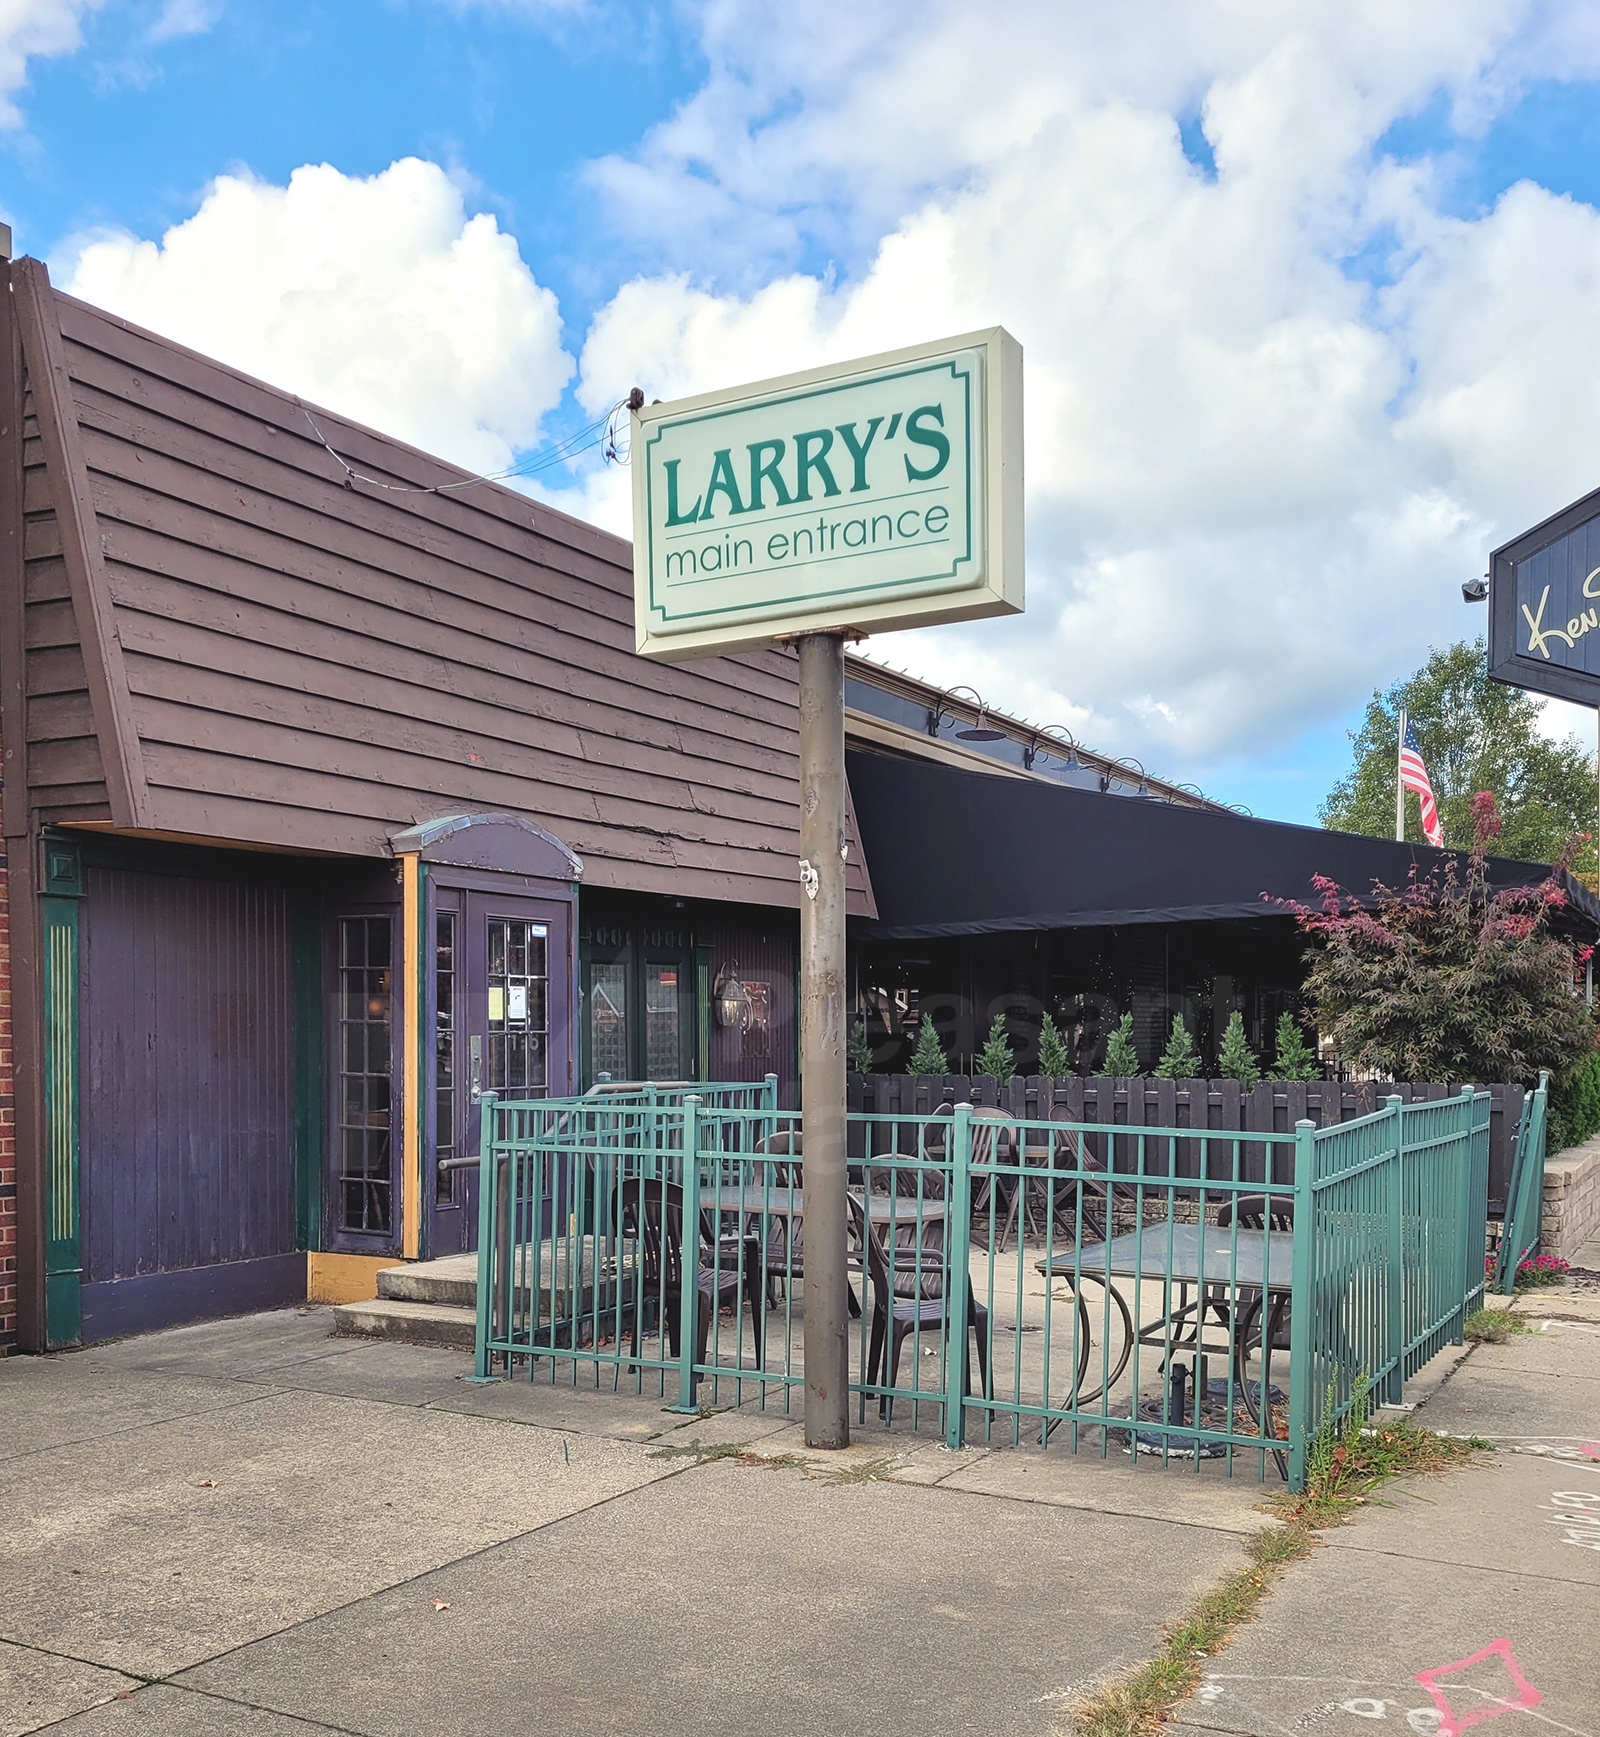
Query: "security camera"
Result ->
[[1462, 575, 1488, 603]]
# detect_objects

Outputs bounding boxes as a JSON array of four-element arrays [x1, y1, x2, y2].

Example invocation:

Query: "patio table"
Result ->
[[699, 1186, 948, 1229], [1038, 1222, 1292, 1474]]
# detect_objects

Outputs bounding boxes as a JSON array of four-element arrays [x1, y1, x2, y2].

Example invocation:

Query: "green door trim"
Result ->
[[41, 839, 83, 1347]]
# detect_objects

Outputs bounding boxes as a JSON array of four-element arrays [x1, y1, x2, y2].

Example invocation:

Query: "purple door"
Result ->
[[428, 889, 572, 1256]]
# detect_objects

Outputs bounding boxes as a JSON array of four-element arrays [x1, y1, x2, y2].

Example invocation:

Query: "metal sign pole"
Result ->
[[797, 629, 849, 1448]]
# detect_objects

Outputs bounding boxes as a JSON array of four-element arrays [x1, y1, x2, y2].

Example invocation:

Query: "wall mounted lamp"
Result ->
[[714, 965, 751, 1031]]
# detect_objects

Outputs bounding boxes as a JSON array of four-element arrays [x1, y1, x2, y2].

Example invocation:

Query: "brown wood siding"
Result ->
[[19, 386, 108, 821], [20, 283, 873, 915]]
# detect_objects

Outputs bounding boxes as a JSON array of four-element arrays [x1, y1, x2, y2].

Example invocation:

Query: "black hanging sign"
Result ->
[[1490, 482, 1600, 704]]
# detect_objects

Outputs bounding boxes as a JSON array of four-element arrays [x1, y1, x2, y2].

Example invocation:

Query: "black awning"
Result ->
[[845, 749, 1600, 939]]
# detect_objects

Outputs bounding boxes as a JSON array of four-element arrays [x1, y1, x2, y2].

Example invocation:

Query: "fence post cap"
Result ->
[[1294, 1117, 1315, 1130]]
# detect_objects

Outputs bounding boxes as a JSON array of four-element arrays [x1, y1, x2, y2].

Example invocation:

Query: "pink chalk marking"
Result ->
[[1579, 1443, 1600, 1460], [1413, 1639, 1543, 1737]]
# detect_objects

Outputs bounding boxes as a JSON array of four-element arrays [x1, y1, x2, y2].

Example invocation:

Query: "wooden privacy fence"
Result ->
[[849, 1074, 1527, 1208]]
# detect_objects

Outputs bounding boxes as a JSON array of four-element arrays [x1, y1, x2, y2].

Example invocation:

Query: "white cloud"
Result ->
[[59, 158, 573, 474], [0, 0, 103, 128], [572, 0, 1600, 771], [146, 0, 220, 44]]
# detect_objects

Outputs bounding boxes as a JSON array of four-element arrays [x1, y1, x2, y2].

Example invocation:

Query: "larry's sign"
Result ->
[[631, 329, 1023, 660], [1490, 482, 1600, 705]]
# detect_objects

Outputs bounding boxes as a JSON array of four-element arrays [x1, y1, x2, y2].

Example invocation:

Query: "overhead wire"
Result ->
[[295, 386, 644, 496]]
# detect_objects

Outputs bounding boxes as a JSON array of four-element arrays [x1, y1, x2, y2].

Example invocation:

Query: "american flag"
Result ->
[[1400, 719, 1443, 847]]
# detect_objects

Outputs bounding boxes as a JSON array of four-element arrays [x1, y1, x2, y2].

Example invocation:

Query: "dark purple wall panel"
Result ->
[[81, 864, 296, 1285], [81, 1252, 305, 1340], [702, 920, 798, 1109]]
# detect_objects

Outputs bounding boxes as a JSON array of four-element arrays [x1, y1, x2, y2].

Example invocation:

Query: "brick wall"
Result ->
[[1542, 1136, 1600, 1267], [0, 844, 12, 1354]]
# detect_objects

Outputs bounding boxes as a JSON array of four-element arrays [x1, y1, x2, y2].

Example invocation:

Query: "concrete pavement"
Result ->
[[1171, 1249, 1600, 1737], [8, 1251, 1600, 1737], [2, 1305, 1267, 1736]]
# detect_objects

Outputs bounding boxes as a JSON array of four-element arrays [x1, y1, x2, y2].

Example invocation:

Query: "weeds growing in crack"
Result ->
[[1464, 1308, 1530, 1345], [1069, 1377, 1485, 1736]]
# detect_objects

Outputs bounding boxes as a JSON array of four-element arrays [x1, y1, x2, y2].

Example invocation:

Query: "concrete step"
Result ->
[[378, 1254, 476, 1308], [332, 1296, 476, 1350]]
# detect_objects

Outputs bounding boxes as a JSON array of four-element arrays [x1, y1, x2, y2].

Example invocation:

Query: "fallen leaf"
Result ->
[[432, 1599, 451, 1612], [195, 1480, 218, 1488], [114, 1691, 136, 1701]]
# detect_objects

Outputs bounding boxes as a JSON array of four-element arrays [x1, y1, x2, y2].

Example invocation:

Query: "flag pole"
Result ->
[[1396, 708, 1406, 842]]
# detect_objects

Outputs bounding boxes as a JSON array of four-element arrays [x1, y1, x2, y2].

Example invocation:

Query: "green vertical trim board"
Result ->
[[41, 892, 81, 1347]]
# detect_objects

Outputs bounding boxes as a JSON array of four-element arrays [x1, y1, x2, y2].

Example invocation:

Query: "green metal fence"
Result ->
[[1493, 1071, 1550, 1293], [473, 1085, 1491, 1490]]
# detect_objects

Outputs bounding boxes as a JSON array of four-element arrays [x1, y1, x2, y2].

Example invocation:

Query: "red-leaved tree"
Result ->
[[1287, 793, 1597, 1085]]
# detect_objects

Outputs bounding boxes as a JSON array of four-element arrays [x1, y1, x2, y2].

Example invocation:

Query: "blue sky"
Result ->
[[8, 2, 1600, 825]]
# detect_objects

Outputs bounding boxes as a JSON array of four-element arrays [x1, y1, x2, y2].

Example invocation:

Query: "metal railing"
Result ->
[[1493, 1070, 1550, 1292], [473, 1086, 1491, 1490]]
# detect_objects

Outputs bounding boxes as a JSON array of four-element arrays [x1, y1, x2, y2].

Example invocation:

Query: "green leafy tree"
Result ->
[[1036, 1011, 1072, 1078], [1297, 792, 1597, 1084], [1103, 1013, 1140, 1076], [847, 1018, 873, 1074], [1266, 1011, 1320, 1081], [1215, 1011, 1261, 1090], [1321, 638, 1597, 878], [1549, 1048, 1600, 1153], [908, 1016, 948, 1076], [976, 1014, 1016, 1082], [1152, 1015, 1202, 1079]]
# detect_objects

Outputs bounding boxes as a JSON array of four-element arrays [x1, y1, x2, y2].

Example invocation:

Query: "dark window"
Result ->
[[338, 915, 393, 1234], [645, 962, 682, 1078], [434, 911, 456, 1206], [587, 957, 629, 1078]]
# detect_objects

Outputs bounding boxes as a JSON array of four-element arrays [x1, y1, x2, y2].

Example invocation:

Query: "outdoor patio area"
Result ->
[[468, 1082, 1529, 1488]]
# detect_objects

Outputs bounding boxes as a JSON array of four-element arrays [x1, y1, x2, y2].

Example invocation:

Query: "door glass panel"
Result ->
[[645, 963, 682, 1079], [434, 912, 456, 1206], [487, 917, 549, 1099], [588, 959, 629, 1079], [338, 915, 393, 1234]]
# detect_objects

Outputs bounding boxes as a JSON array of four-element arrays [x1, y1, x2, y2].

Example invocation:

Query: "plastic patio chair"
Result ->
[[853, 1191, 989, 1423], [614, 1179, 764, 1371], [746, 1129, 863, 1318]]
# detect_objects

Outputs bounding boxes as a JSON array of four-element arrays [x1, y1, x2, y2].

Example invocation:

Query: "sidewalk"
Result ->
[[5, 1260, 1598, 1737], [1, 1304, 1273, 1737], [1171, 1245, 1600, 1737]]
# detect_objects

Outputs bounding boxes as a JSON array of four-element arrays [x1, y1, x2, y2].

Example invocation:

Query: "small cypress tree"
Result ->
[[909, 1017, 948, 1076], [1215, 1011, 1261, 1090], [1102, 1012, 1139, 1077], [1036, 1011, 1072, 1078], [847, 1018, 873, 1074], [976, 1014, 1015, 1082], [1152, 1015, 1202, 1079], [1267, 1011, 1320, 1081]]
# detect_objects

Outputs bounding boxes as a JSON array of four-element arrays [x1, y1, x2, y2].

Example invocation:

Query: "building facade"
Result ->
[[4, 249, 1592, 1355]]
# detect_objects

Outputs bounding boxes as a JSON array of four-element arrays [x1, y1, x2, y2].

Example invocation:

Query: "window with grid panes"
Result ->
[[338, 915, 393, 1233], [433, 912, 456, 1204], [487, 917, 548, 1097]]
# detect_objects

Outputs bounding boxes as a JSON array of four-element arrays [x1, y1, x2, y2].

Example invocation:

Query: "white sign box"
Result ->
[[631, 328, 1023, 660]]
